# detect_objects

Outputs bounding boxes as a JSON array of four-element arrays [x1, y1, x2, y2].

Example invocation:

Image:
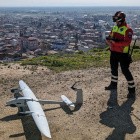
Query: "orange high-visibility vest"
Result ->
[[110, 25, 129, 53]]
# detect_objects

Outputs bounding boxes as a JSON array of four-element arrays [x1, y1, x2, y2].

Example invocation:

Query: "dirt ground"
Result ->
[[0, 62, 140, 140]]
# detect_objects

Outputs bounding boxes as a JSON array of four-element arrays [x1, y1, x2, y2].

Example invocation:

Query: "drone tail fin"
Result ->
[[61, 95, 75, 107]]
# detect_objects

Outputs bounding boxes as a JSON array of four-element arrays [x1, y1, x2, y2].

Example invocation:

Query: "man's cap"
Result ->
[[112, 11, 126, 22]]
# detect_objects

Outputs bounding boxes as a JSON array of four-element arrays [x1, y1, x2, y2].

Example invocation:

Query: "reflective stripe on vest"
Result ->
[[111, 26, 129, 53]]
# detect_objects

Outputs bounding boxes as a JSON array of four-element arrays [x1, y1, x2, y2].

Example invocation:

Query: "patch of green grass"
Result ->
[[132, 49, 140, 61], [20, 48, 140, 72]]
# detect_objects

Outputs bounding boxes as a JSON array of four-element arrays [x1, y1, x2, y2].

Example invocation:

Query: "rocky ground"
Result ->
[[0, 62, 140, 140]]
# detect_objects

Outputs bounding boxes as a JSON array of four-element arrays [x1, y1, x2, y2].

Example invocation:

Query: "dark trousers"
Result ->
[[110, 51, 133, 81], [110, 51, 135, 93]]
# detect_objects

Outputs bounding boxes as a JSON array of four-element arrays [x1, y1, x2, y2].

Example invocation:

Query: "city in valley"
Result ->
[[0, 7, 140, 62]]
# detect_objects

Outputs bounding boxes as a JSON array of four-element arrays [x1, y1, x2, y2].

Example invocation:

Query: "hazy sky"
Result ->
[[0, 0, 140, 7]]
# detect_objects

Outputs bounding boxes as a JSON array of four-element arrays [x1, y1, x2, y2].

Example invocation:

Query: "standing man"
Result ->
[[105, 11, 135, 99]]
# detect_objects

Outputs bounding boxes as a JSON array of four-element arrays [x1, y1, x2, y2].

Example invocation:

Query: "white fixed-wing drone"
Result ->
[[6, 80, 75, 139]]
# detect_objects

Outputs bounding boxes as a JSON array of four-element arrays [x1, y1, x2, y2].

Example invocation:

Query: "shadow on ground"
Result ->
[[60, 83, 83, 114], [1, 108, 42, 140], [100, 90, 136, 140]]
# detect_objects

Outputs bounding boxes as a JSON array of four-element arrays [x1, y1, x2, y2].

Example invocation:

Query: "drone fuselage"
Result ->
[[6, 97, 31, 107]]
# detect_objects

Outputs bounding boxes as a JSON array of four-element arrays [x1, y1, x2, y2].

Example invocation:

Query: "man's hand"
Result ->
[[106, 40, 112, 46], [106, 40, 115, 46]]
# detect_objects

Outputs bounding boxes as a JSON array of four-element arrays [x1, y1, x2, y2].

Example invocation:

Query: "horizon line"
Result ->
[[0, 6, 140, 8]]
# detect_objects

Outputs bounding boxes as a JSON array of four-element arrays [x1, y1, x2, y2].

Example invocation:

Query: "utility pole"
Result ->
[[75, 32, 79, 50]]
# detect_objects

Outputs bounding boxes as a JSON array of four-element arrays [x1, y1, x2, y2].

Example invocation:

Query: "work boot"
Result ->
[[105, 82, 117, 90], [127, 88, 136, 99]]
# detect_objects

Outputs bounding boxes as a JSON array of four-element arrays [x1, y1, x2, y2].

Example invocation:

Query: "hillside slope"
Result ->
[[0, 61, 140, 140]]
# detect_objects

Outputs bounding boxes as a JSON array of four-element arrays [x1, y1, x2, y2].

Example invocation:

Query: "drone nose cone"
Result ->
[[11, 89, 15, 93]]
